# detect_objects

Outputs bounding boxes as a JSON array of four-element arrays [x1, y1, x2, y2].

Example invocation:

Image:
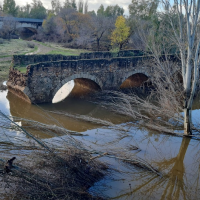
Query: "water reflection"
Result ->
[[0, 90, 10, 114], [90, 132, 199, 200], [1, 88, 200, 199], [6, 90, 128, 136], [52, 80, 74, 103]]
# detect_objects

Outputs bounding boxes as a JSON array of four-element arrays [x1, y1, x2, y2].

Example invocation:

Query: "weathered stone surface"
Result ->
[[8, 51, 166, 104]]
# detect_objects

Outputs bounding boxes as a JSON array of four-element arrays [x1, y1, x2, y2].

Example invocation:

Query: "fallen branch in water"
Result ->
[[0, 111, 53, 152], [48, 111, 129, 132], [88, 150, 161, 176]]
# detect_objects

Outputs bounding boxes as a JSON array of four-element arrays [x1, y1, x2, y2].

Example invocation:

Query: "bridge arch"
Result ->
[[119, 70, 150, 89], [52, 73, 103, 100]]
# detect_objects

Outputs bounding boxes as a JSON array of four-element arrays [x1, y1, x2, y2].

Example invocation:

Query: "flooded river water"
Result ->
[[1, 86, 200, 200]]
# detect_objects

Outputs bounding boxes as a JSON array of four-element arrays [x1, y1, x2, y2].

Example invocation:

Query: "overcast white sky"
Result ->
[[14, 0, 130, 15]]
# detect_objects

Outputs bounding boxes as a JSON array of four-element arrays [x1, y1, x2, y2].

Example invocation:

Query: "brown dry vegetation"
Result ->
[[94, 58, 185, 135], [0, 149, 106, 200], [0, 112, 107, 200]]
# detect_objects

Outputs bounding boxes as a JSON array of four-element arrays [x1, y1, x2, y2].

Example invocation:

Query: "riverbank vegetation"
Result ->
[[1, 0, 200, 198], [0, 106, 162, 199], [0, 111, 107, 199]]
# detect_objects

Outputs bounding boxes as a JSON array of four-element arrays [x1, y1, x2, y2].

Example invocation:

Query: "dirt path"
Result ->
[[0, 41, 54, 61], [26, 41, 56, 55]]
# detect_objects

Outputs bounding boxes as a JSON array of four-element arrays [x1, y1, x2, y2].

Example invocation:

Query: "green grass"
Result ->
[[0, 55, 12, 58], [25, 45, 38, 55], [0, 61, 12, 82], [14, 64, 27, 73], [34, 40, 51, 47], [0, 39, 39, 57]]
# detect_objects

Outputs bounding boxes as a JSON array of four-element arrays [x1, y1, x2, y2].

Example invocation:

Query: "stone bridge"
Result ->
[[0, 17, 43, 32], [7, 50, 164, 104]]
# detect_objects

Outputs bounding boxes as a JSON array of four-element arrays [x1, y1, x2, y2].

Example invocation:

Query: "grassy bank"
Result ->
[[0, 39, 38, 57], [0, 61, 11, 83], [0, 39, 89, 80], [34, 40, 89, 55]]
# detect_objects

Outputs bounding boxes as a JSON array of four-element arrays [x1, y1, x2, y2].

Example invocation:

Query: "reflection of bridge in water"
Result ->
[[6, 89, 128, 135]]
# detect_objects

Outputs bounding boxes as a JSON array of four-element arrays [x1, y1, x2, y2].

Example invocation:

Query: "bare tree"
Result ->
[[51, 0, 61, 14], [162, 0, 200, 135], [78, 15, 115, 51], [0, 16, 16, 39]]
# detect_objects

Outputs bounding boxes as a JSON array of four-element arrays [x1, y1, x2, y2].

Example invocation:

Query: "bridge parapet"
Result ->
[[79, 50, 146, 59], [13, 54, 79, 65], [8, 51, 156, 104], [13, 50, 147, 66]]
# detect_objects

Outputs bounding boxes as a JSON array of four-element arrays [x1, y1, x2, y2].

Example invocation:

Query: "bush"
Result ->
[[0, 38, 4, 44], [27, 42, 35, 48]]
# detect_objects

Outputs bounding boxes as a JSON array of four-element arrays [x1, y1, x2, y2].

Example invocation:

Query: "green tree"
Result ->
[[97, 4, 104, 16], [30, 0, 46, 19], [17, 3, 31, 18], [97, 4, 124, 17], [64, 0, 71, 8], [63, 0, 77, 10], [42, 12, 55, 34], [111, 16, 130, 50], [71, 0, 77, 9], [87, 10, 96, 16], [51, 0, 61, 14], [78, 0, 83, 13], [129, 0, 159, 20], [3, 0, 18, 16], [104, 5, 124, 17]]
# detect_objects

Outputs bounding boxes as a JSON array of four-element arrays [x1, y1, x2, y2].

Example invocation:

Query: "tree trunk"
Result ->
[[184, 107, 192, 135], [97, 39, 100, 52], [119, 43, 122, 50]]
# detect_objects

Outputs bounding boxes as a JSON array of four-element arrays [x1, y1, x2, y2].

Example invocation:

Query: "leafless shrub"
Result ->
[[0, 38, 4, 44], [0, 16, 16, 40], [95, 58, 184, 135], [27, 42, 35, 48], [0, 149, 106, 200], [0, 111, 107, 199]]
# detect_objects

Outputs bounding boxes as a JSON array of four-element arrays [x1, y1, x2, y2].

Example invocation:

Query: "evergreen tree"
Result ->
[[30, 0, 46, 19], [97, 4, 104, 16], [3, 0, 18, 16], [71, 0, 77, 10], [64, 0, 72, 8]]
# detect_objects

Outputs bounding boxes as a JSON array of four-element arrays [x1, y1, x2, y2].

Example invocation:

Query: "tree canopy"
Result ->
[[97, 4, 124, 17], [30, 0, 46, 19], [3, 0, 18, 16], [111, 16, 130, 50], [129, 0, 159, 19]]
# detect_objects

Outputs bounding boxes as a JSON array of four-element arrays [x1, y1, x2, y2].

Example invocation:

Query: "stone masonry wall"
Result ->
[[13, 50, 146, 65], [13, 55, 79, 65], [23, 56, 151, 103], [8, 50, 157, 104]]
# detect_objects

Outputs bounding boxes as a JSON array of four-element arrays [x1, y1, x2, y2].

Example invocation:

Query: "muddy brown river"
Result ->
[[1, 85, 200, 199]]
